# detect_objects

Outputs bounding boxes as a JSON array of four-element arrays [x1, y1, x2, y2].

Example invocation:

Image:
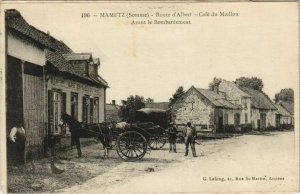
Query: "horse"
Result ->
[[60, 112, 114, 158]]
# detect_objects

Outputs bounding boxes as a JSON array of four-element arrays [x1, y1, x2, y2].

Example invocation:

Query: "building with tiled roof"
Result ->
[[276, 101, 294, 127], [279, 101, 294, 115], [239, 87, 277, 110], [274, 103, 293, 127], [145, 102, 170, 110], [5, 9, 108, 160], [171, 86, 242, 133], [219, 79, 278, 130]]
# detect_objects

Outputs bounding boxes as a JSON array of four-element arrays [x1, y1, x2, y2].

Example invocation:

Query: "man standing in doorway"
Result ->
[[7, 120, 26, 165], [183, 122, 197, 157]]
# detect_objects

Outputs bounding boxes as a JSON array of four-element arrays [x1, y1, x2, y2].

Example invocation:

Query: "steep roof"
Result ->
[[220, 80, 252, 97], [6, 9, 108, 88], [240, 87, 277, 110], [137, 108, 167, 114], [145, 102, 169, 110], [6, 9, 72, 53], [63, 53, 92, 61], [279, 101, 294, 115], [195, 88, 240, 109], [274, 104, 291, 116]]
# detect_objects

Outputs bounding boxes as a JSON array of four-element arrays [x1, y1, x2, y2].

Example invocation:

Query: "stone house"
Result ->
[[171, 86, 241, 133], [5, 9, 108, 159], [219, 80, 278, 130]]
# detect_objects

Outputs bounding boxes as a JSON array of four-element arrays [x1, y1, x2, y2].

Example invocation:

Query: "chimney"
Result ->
[[112, 100, 116, 105], [213, 85, 219, 94]]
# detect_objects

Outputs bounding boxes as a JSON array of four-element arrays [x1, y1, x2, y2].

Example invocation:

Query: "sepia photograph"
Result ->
[[0, 1, 299, 193]]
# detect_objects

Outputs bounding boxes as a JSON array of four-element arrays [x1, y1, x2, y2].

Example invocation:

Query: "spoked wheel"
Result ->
[[148, 133, 167, 150], [116, 131, 147, 162]]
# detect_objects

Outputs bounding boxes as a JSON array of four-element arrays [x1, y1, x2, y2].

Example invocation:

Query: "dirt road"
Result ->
[[57, 131, 299, 193]]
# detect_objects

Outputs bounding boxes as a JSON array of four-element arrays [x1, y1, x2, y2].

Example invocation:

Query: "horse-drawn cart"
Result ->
[[61, 111, 169, 162]]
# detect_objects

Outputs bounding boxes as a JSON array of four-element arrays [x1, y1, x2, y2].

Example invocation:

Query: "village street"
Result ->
[[57, 131, 298, 193]]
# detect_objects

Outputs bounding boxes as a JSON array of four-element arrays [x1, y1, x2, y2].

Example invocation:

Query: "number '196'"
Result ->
[[81, 13, 90, 18]]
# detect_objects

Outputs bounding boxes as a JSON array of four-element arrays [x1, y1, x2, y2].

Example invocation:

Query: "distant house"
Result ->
[[219, 80, 278, 130], [171, 86, 241, 133], [145, 102, 169, 110], [106, 100, 121, 122], [239, 87, 277, 130], [274, 103, 293, 128], [277, 101, 294, 126], [218, 80, 252, 125]]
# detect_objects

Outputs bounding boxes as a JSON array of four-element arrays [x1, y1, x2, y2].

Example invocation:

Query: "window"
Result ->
[[94, 97, 99, 123], [82, 95, 89, 124], [71, 93, 78, 120], [245, 113, 248, 123], [89, 98, 94, 124], [241, 98, 247, 109], [61, 92, 67, 134], [82, 95, 95, 124], [48, 90, 65, 135]]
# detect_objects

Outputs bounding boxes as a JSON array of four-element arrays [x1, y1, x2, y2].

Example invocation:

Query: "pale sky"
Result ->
[[2, 2, 299, 104]]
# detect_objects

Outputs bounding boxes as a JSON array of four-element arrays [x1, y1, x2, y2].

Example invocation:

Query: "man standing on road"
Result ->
[[183, 122, 197, 157], [168, 123, 178, 153]]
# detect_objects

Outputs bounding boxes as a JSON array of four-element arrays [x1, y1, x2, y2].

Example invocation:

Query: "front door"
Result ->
[[218, 109, 223, 133], [260, 113, 266, 130], [234, 113, 240, 126], [276, 114, 280, 128]]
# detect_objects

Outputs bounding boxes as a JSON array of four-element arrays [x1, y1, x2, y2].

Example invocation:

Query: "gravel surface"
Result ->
[[8, 131, 298, 193]]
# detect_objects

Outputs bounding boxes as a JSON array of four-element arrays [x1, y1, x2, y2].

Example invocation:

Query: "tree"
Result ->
[[234, 77, 264, 91], [274, 88, 294, 103], [208, 77, 222, 91], [145, 98, 154, 103], [119, 95, 145, 122], [169, 86, 185, 107]]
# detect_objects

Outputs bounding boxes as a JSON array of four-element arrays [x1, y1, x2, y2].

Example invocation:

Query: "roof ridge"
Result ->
[[6, 9, 73, 53]]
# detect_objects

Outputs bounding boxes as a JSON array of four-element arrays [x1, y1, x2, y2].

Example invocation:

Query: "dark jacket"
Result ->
[[168, 126, 178, 140]]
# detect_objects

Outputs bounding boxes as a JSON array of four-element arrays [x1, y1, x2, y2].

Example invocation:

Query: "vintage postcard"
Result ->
[[0, 1, 299, 193]]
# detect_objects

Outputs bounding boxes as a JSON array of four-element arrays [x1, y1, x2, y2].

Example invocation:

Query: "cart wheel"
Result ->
[[116, 131, 147, 162], [148, 133, 167, 150]]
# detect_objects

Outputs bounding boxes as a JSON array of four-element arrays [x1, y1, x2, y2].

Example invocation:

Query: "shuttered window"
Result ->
[[71, 93, 78, 120], [82, 95, 89, 124], [94, 97, 99, 123], [90, 98, 94, 124]]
